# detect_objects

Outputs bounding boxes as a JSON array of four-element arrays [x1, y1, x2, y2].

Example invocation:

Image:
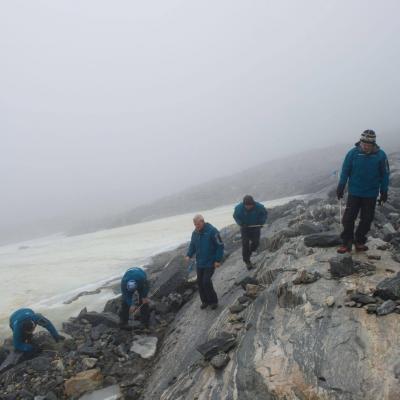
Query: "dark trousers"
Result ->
[[241, 227, 261, 262], [341, 195, 377, 245], [196, 267, 218, 305], [119, 298, 150, 326]]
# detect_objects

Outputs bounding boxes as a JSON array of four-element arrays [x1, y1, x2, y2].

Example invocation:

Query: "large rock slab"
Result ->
[[196, 333, 236, 360], [64, 369, 103, 398], [375, 272, 400, 300], [304, 232, 342, 247], [130, 336, 158, 359]]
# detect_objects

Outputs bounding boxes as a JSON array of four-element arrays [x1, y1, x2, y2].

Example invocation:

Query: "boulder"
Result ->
[[304, 233, 342, 248], [350, 293, 377, 305], [165, 293, 183, 311], [235, 276, 259, 289], [210, 353, 230, 369], [91, 324, 111, 341], [382, 223, 397, 242], [376, 300, 397, 316], [29, 356, 53, 372], [365, 304, 378, 314], [79, 312, 120, 328], [229, 304, 245, 314], [64, 369, 103, 398], [329, 254, 355, 278], [325, 296, 335, 307], [78, 345, 101, 357], [130, 336, 158, 359], [293, 269, 321, 285], [196, 333, 236, 360], [237, 295, 252, 304], [245, 284, 263, 298], [78, 384, 122, 400], [374, 273, 400, 300], [295, 221, 324, 235], [82, 358, 98, 369]]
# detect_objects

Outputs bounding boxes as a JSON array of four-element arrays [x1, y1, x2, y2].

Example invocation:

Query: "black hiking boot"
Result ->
[[210, 303, 218, 310], [200, 303, 208, 309]]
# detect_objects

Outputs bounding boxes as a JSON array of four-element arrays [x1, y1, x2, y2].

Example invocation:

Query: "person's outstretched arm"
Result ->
[[35, 314, 62, 341]]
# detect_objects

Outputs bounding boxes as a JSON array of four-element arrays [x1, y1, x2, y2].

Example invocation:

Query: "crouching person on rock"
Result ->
[[336, 129, 390, 254], [185, 214, 224, 310], [120, 267, 150, 329], [9, 308, 64, 359]]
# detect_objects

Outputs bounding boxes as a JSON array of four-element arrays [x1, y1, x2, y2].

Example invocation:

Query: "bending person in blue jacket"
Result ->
[[9, 308, 64, 355], [336, 130, 390, 253], [233, 195, 268, 270], [185, 214, 224, 310], [120, 267, 150, 329]]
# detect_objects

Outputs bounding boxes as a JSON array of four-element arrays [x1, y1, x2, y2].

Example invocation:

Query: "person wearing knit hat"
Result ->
[[336, 130, 390, 253], [233, 195, 268, 270]]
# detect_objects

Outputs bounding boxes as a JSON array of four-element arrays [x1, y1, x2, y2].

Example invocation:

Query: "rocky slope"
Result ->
[[1, 154, 400, 400]]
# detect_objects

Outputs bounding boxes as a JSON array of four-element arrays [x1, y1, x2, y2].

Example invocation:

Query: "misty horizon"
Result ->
[[1, 1, 400, 242]]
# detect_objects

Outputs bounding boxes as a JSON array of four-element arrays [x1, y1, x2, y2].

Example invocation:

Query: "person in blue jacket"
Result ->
[[336, 130, 390, 253], [185, 214, 224, 310], [120, 267, 150, 329], [233, 195, 268, 270], [9, 308, 64, 355]]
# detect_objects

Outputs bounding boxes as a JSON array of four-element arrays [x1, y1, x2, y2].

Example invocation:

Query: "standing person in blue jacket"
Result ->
[[185, 214, 224, 310], [336, 130, 390, 253], [233, 195, 268, 270], [9, 308, 64, 355], [119, 267, 150, 329]]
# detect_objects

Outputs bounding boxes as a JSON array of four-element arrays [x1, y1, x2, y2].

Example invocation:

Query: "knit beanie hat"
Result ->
[[360, 129, 376, 144]]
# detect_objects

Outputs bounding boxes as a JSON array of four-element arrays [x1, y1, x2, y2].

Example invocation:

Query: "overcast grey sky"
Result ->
[[1, 1, 400, 234]]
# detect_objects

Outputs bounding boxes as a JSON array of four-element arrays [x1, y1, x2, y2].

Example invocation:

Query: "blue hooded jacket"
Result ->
[[9, 308, 60, 353], [121, 267, 150, 306], [339, 143, 390, 198], [187, 223, 224, 268], [233, 201, 268, 227]]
